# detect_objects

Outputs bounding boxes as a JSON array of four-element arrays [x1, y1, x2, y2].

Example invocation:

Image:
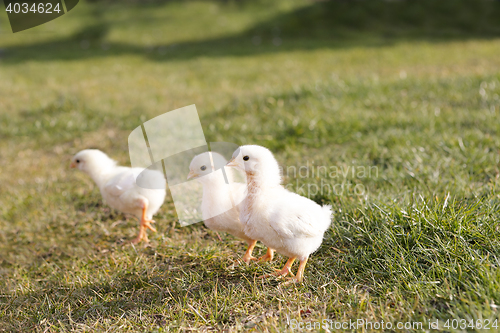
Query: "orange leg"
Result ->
[[258, 248, 275, 262], [132, 200, 156, 244], [284, 257, 309, 284], [260, 257, 296, 279], [241, 239, 258, 264]]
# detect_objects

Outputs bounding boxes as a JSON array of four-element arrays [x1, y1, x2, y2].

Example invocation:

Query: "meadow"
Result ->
[[1, 0, 500, 331]]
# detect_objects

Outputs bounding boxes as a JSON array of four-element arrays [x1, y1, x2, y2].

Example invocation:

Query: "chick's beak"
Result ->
[[226, 158, 239, 168], [70, 161, 77, 168], [187, 170, 198, 180]]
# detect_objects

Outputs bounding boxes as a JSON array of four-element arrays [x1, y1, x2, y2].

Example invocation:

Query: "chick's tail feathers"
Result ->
[[320, 204, 333, 231]]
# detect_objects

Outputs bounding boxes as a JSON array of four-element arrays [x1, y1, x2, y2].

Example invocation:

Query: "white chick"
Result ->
[[70, 149, 166, 244], [227, 145, 332, 282], [187, 151, 274, 264]]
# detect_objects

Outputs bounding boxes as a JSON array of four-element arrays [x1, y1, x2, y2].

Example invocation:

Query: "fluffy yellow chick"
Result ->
[[227, 145, 332, 282], [71, 149, 166, 244]]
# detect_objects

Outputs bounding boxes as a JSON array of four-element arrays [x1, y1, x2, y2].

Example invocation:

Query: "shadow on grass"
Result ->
[[2, 0, 500, 64], [0, 250, 269, 330]]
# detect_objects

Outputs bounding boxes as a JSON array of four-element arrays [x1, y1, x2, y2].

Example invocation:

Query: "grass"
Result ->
[[1, 0, 500, 331]]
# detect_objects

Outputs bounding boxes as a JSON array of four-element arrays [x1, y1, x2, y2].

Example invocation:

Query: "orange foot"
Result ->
[[132, 200, 157, 244], [258, 248, 275, 262], [259, 257, 296, 279], [132, 219, 154, 244], [240, 239, 258, 264], [281, 258, 308, 285], [242, 253, 258, 264]]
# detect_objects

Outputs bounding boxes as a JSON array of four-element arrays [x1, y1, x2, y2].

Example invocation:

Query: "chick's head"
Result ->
[[70, 149, 116, 174], [188, 152, 228, 181], [228, 145, 281, 186]]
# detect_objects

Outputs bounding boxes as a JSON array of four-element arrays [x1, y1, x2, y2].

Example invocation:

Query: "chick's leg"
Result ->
[[258, 248, 275, 262], [284, 257, 309, 284], [132, 199, 156, 244], [242, 239, 258, 264], [260, 257, 296, 279]]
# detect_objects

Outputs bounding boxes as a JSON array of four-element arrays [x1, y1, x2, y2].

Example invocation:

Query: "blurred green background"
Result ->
[[1, 0, 500, 331]]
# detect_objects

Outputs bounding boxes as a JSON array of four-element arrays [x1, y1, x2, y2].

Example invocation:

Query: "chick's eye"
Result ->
[[200, 165, 207, 171], [76, 159, 80, 163], [243, 156, 250, 161]]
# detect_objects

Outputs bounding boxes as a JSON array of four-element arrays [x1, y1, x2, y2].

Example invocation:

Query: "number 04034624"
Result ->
[[5, 2, 61, 14], [444, 319, 498, 330]]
